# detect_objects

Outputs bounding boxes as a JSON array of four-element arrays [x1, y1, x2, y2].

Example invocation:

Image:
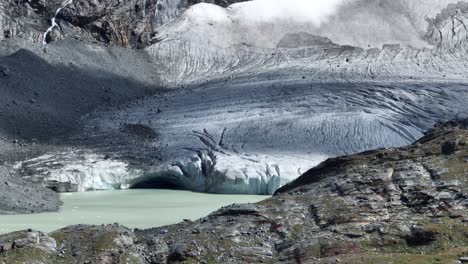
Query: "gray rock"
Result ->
[[277, 32, 338, 48]]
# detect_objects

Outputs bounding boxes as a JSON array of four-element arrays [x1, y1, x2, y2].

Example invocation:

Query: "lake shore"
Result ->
[[0, 189, 268, 234]]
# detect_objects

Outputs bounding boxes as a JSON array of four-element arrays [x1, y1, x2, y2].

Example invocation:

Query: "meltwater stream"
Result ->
[[0, 190, 268, 234]]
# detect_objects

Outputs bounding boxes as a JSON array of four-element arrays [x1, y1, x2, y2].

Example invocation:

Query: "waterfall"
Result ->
[[42, 0, 73, 45]]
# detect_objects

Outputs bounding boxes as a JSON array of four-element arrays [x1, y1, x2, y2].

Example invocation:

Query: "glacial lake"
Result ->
[[0, 190, 269, 234]]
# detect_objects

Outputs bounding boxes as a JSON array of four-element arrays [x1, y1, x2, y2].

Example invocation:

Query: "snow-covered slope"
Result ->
[[148, 38, 468, 85], [148, 1, 468, 85], [152, 0, 463, 50]]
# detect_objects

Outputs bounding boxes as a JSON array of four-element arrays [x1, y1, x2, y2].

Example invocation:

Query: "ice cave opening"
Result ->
[[130, 175, 186, 190]]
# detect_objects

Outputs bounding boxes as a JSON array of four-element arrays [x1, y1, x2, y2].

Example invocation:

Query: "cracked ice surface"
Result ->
[[16, 68, 468, 194], [62, 79, 467, 194]]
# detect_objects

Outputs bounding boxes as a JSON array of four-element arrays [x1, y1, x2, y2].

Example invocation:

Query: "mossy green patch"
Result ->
[[364, 218, 468, 257], [0, 230, 29, 242], [326, 252, 461, 264], [0, 248, 74, 264], [435, 155, 467, 183], [292, 224, 305, 239]]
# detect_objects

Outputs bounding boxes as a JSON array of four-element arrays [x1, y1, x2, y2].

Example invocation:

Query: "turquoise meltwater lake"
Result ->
[[0, 190, 269, 234]]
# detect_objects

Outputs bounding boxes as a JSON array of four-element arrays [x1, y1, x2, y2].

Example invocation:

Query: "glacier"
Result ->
[[17, 79, 468, 194], [10, 0, 468, 194]]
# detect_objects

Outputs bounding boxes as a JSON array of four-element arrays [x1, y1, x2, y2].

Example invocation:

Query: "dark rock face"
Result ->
[[0, 0, 46, 43], [1, 120, 467, 263], [0, 0, 249, 48], [405, 226, 437, 246], [120, 123, 158, 140], [46, 181, 79, 193], [0, 64, 8, 77], [188, 0, 246, 7], [434, 118, 468, 130]]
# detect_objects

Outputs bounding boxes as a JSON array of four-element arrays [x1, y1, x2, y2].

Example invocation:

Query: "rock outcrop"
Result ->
[[0, 225, 141, 263], [1, 119, 466, 263], [0, 0, 249, 48], [277, 32, 338, 48]]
